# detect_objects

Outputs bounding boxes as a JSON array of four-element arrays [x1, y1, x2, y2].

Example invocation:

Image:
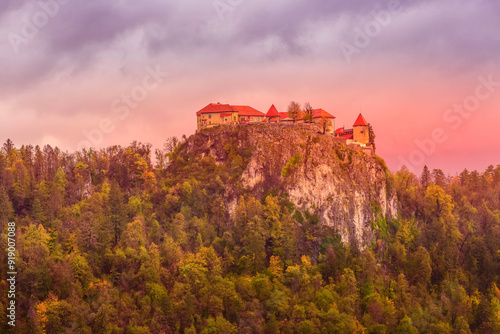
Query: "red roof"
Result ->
[[220, 113, 232, 117], [232, 105, 265, 117], [338, 133, 353, 140], [196, 103, 234, 116], [335, 127, 353, 139], [312, 109, 335, 119], [278, 111, 305, 120], [266, 105, 280, 117], [278, 112, 288, 120], [353, 113, 368, 126]]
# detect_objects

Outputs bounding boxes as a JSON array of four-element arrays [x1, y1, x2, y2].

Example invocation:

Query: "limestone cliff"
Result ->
[[184, 124, 397, 246]]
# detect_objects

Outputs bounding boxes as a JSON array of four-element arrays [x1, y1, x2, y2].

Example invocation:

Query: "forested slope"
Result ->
[[0, 126, 499, 333]]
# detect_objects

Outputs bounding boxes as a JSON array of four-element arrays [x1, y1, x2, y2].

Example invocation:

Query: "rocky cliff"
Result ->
[[184, 124, 397, 247]]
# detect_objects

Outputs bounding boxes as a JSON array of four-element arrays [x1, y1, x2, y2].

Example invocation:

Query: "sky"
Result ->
[[1, 0, 499, 175]]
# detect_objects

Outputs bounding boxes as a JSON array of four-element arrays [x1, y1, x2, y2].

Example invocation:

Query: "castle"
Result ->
[[196, 103, 371, 147]]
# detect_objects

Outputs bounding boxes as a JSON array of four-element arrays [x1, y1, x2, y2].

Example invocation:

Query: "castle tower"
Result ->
[[353, 113, 369, 144], [265, 104, 280, 123]]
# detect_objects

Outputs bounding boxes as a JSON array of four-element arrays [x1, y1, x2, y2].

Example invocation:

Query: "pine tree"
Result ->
[[108, 181, 126, 246], [420, 165, 431, 189]]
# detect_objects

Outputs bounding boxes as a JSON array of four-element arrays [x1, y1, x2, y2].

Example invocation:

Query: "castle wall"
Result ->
[[347, 143, 374, 157], [198, 112, 238, 130], [312, 118, 336, 134], [353, 125, 369, 144]]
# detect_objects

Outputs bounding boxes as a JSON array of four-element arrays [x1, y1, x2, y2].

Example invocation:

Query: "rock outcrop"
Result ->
[[184, 124, 397, 246]]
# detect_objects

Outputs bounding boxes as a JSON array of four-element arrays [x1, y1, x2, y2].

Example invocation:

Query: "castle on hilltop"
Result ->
[[196, 102, 372, 147]]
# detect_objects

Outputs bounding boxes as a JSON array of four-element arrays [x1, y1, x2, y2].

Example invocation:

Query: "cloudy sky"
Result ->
[[1, 0, 499, 174]]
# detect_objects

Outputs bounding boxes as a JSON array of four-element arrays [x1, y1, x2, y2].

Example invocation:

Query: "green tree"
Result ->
[[396, 316, 418, 334], [368, 123, 376, 151], [108, 180, 127, 246], [201, 316, 237, 334]]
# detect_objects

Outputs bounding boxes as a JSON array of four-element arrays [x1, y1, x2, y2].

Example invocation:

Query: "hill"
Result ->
[[0, 130, 500, 333], [183, 124, 396, 246]]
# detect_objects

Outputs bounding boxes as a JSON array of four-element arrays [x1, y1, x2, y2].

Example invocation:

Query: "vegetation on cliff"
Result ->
[[0, 128, 499, 333]]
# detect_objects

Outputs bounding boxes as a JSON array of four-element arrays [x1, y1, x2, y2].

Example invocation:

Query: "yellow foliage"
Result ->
[[269, 255, 283, 279], [301, 255, 313, 269], [35, 292, 59, 332]]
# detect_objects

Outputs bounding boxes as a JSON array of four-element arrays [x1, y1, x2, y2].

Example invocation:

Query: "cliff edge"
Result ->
[[183, 124, 397, 246]]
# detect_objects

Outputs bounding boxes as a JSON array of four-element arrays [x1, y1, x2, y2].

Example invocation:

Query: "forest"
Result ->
[[0, 136, 500, 333]]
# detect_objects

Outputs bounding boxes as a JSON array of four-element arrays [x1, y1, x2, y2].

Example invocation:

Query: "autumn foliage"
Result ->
[[0, 137, 500, 333]]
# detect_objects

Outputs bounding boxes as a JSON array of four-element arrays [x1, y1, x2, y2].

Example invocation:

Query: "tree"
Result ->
[[2, 139, 15, 165], [49, 167, 67, 217], [156, 137, 180, 171], [164, 136, 180, 154], [318, 117, 332, 134], [287, 101, 301, 123], [432, 168, 447, 188], [394, 167, 424, 219], [0, 186, 13, 224], [368, 123, 376, 152], [407, 246, 432, 288], [303, 102, 314, 123], [35, 292, 75, 333], [201, 316, 237, 333], [108, 181, 126, 246], [396, 316, 418, 334], [421, 165, 431, 189]]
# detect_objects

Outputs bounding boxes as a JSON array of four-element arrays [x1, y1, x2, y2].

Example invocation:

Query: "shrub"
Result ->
[[281, 153, 302, 178]]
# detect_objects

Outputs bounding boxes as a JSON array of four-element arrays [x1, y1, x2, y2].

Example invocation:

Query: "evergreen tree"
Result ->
[[420, 165, 431, 189], [108, 180, 126, 246]]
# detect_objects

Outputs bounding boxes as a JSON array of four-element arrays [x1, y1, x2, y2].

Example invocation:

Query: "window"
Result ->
[[208, 114, 211, 119]]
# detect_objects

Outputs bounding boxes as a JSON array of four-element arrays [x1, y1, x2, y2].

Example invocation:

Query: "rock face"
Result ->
[[185, 124, 397, 246]]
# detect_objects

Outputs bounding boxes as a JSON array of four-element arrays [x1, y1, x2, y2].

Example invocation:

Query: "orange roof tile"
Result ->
[[232, 105, 265, 117], [312, 109, 335, 119], [353, 113, 368, 126], [266, 104, 280, 117], [196, 103, 234, 116]]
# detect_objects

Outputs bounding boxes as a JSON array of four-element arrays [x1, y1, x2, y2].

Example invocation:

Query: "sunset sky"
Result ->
[[1, 0, 499, 174]]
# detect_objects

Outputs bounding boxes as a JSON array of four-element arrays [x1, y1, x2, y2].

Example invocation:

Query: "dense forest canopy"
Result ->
[[0, 137, 500, 333]]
